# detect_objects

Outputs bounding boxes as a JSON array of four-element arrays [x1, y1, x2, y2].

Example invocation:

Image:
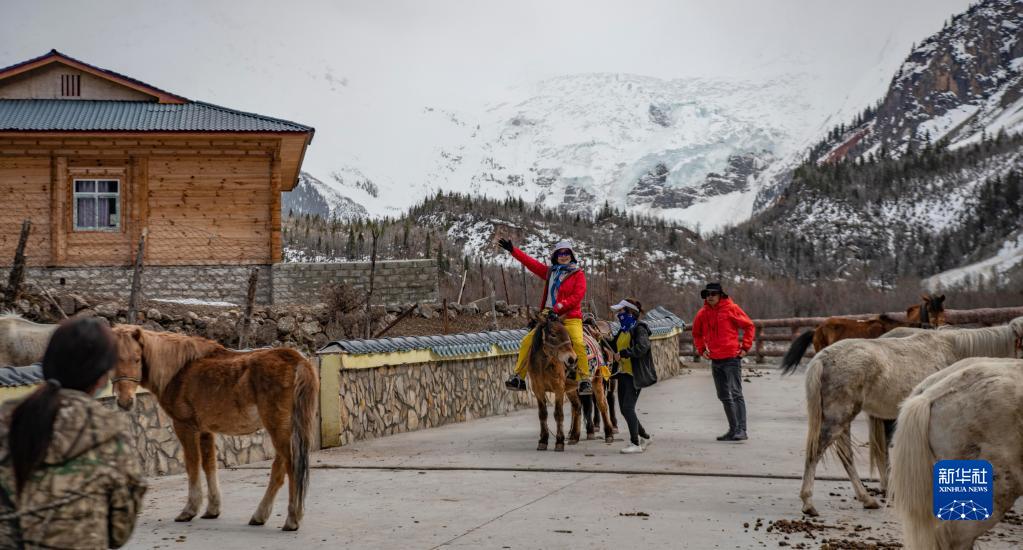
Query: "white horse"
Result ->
[[891, 358, 1023, 550], [880, 325, 957, 339], [794, 317, 1023, 516], [0, 313, 56, 366]]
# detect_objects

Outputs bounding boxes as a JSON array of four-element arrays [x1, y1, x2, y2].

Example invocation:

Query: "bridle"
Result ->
[[110, 351, 148, 386]]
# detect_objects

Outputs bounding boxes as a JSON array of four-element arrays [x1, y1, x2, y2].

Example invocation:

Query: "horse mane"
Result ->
[[529, 319, 548, 365], [945, 324, 1016, 359], [139, 329, 225, 395]]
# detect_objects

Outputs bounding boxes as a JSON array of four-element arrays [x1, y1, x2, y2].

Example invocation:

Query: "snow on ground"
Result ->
[[152, 298, 237, 307], [924, 231, 1023, 290]]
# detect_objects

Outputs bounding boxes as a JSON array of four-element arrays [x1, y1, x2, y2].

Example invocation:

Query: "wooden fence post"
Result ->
[[488, 278, 498, 331], [126, 228, 147, 324], [755, 332, 765, 364], [442, 298, 449, 334], [501, 267, 511, 304], [456, 269, 468, 305], [3, 220, 31, 309], [364, 225, 379, 338], [238, 268, 258, 348]]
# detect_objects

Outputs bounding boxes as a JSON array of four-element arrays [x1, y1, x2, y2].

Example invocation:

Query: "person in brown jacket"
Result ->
[[0, 318, 147, 549]]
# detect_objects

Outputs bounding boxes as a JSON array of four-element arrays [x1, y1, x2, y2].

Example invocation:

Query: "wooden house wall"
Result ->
[[0, 157, 51, 265], [0, 135, 285, 267], [147, 156, 272, 265]]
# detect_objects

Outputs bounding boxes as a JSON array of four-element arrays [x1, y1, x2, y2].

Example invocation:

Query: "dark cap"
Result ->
[[700, 282, 728, 299]]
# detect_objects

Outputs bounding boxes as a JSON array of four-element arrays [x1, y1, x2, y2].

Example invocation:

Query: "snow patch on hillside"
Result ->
[[924, 231, 1023, 289]]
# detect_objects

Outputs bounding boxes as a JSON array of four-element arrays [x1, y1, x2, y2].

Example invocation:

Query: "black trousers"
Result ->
[[711, 357, 747, 432], [616, 374, 648, 445]]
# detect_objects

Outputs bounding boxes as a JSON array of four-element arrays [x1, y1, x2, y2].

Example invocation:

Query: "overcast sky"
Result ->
[[1, 0, 975, 179]]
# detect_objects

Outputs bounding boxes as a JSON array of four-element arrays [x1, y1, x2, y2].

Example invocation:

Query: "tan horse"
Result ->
[[791, 318, 1023, 516], [0, 313, 56, 366], [526, 315, 613, 450], [891, 358, 1023, 549], [111, 326, 318, 531]]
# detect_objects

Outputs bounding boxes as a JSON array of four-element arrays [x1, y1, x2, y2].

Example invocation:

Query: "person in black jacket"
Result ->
[[609, 298, 655, 454]]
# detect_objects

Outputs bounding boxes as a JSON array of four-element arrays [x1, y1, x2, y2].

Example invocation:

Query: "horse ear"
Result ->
[[938, 294, 945, 303], [131, 326, 144, 343], [920, 293, 930, 302]]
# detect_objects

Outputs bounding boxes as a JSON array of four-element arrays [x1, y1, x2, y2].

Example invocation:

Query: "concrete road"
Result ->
[[126, 367, 1023, 549]]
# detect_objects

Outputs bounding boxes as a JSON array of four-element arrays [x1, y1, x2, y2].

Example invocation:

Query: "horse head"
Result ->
[[1011, 316, 1023, 358], [111, 325, 147, 411], [924, 294, 947, 327], [532, 315, 578, 373]]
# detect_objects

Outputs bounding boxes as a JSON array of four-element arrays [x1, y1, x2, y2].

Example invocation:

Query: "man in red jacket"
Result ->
[[691, 282, 755, 441], [497, 238, 592, 396]]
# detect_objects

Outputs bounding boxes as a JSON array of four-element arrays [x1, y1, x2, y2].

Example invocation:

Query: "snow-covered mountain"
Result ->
[[296, 70, 904, 232], [723, 0, 1023, 289], [820, 0, 1023, 162], [282, 172, 367, 221]]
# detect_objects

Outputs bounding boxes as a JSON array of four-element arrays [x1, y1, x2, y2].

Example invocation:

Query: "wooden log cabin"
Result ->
[[0, 50, 314, 303]]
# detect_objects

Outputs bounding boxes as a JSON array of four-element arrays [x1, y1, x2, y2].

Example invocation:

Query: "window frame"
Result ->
[[72, 178, 122, 232]]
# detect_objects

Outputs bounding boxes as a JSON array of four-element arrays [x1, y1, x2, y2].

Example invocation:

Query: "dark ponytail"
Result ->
[[8, 318, 117, 493]]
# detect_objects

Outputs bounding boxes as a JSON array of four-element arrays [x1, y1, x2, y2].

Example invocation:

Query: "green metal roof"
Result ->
[[0, 99, 312, 133]]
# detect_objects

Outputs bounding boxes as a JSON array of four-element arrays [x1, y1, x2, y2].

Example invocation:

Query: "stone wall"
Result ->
[[8, 265, 273, 305], [99, 393, 276, 477], [272, 259, 438, 305], [320, 330, 683, 447], [332, 354, 532, 446], [2, 259, 438, 307]]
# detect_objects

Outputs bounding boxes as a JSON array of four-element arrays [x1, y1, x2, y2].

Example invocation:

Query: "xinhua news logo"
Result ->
[[932, 460, 993, 521]]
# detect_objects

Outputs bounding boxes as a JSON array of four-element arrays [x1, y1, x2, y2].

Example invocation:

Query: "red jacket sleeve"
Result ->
[[510, 247, 549, 280], [552, 271, 585, 315], [691, 308, 705, 353], [731, 304, 756, 351]]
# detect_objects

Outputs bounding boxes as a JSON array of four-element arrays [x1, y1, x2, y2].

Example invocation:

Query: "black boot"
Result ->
[[577, 379, 593, 396], [728, 399, 748, 441], [504, 374, 527, 391], [716, 401, 737, 441]]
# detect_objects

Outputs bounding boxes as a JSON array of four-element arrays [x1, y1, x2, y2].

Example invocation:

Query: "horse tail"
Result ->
[[290, 355, 319, 520], [781, 330, 814, 375], [890, 391, 939, 550], [804, 357, 825, 460], [867, 415, 888, 479]]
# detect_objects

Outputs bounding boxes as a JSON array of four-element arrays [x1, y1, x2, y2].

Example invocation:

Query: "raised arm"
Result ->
[[498, 238, 548, 279]]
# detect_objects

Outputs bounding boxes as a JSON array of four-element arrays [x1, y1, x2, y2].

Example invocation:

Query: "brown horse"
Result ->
[[111, 326, 318, 531], [526, 316, 613, 451], [905, 293, 946, 327], [781, 314, 913, 373], [581, 319, 618, 439]]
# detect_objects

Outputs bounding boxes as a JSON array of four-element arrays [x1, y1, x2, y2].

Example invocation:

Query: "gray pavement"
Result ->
[[126, 366, 1023, 549]]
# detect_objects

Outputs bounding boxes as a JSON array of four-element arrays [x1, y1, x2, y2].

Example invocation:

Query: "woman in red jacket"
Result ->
[[497, 238, 592, 396], [690, 282, 755, 441]]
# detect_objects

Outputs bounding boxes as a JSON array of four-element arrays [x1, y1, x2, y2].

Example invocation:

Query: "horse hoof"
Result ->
[[567, 439, 579, 445], [586, 433, 596, 440], [537, 443, 548, 451], [175, 512, 196, 522], [555, 442, 565, 452], [282, 521, 300, 532], [863, 499, 881, 510], [201, 512, 220, 519], [801, 506, 819, 517], [604, 436, 614, 444], [249, 518, 266, 526]]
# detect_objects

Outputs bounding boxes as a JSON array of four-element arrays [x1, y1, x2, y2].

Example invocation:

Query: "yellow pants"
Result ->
[[514, 318, 590, 381]]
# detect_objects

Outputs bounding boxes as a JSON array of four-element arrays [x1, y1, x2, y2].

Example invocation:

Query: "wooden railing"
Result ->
[[679, 306, 1023, 363]]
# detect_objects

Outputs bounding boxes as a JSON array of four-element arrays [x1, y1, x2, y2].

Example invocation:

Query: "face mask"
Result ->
[[617, 311, 636, 329]]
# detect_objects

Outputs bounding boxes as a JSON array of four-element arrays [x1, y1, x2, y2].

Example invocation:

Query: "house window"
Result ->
[[61, 74, 81, 97], [73, 179, 120, 231]]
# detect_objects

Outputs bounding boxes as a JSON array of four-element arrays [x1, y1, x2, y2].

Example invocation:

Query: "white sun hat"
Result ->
[[610, 299, 640, 313]]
